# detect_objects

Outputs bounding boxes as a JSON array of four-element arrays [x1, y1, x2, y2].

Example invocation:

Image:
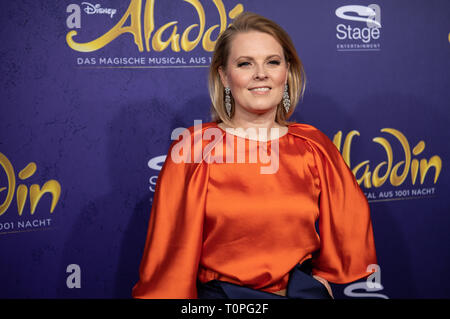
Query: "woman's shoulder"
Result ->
[[288, 123, 349, 170], [288, 122, 335, 148]]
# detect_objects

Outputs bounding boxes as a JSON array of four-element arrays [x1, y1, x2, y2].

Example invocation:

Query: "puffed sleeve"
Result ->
[[132, 131, 209, 298], [298, 125, 377, 284]]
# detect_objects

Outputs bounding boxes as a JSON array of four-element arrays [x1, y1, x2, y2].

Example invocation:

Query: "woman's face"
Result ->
[[219, 31, 289, 120]]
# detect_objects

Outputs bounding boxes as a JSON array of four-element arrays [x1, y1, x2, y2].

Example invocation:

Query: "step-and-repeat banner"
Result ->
[[1, 1, 449, 298]]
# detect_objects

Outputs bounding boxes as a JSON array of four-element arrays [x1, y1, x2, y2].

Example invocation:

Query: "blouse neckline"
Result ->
[[214, 122, 290, 142]]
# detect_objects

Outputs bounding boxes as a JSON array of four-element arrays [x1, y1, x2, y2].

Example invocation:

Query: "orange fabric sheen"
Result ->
[[132, 122, 377, 299]]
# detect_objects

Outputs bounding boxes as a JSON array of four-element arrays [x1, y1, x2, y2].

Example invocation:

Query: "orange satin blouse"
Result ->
[[132, 122, 377, 299]]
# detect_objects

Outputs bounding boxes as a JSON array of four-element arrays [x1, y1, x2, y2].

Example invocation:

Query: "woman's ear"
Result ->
[[218, 66, 229, 88]]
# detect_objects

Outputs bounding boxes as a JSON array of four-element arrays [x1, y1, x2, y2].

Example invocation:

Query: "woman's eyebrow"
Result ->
[[234, 54, 282, 62], [265, 54, 282, 60]]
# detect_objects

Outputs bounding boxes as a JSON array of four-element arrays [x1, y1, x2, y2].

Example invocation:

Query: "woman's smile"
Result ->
[[248, 86, 271, 95]]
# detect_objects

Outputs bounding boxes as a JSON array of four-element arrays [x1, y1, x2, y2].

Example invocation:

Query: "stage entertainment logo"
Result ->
[[335, 4, 382, 52], [0, 152, 61, 235], [333, 129, 442, 203], [65, 0, 244, 68], [147, 155, 165, 200]]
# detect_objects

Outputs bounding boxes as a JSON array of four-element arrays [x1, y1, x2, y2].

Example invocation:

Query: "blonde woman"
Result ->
[[132, 12, 377, 299]]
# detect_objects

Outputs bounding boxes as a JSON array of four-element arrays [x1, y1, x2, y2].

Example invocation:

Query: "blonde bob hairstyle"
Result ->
[[208, 12, 306, 126]]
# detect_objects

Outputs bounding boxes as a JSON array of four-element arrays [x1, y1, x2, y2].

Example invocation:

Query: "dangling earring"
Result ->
[[225, 87, 232, 118], [283, 84, 291, 113]]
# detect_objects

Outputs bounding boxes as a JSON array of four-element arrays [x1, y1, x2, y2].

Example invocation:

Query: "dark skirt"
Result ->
[[197, 259, 332, 299]]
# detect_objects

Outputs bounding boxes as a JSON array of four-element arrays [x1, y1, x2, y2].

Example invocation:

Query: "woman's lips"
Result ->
[[248, 87, 271, 94]]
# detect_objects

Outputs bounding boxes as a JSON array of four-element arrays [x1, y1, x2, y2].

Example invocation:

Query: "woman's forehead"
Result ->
[[228, 31, 284, 58]]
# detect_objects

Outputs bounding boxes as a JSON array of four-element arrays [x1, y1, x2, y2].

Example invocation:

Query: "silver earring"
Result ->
[[283, 84, 291, 113], [225, 87, 232, 117]]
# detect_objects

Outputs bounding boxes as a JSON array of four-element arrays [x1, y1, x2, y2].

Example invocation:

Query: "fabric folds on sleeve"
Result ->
[[132, 128, 209, 299], [290, 124, 377, 284]]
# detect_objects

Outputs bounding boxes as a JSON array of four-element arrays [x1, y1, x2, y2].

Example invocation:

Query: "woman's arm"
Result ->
[[132, 130, 209, 299]]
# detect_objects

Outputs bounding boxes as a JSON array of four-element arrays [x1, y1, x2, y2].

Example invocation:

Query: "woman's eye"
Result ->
[[268, 60, 281, 65], [237, 61, 250, 67]]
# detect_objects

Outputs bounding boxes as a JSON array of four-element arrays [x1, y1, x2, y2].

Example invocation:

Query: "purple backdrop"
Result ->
[[1, 0, 449, 298]]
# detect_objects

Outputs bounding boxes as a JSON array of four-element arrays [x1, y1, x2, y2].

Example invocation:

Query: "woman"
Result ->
[[132, 12, 377, 299]]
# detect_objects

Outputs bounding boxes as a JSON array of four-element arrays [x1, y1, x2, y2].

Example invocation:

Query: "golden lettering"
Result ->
[[30, 182, 61, 214], [144, 0, 155, 51], [419, 156, 442, 184], [411, 141, 425, 184], [152, 22, 181, 51], [332, 131, 342, 152], [16, 185, 27, 216], [67, 0, 144, 52], [66, 0, 245, 52], [371, 137, 393, 187], [383, 128, 410, 186], [202, 0, 227, 51], [229, 3, 244, 19], [181, 0, 205, 52], [335, 129, 442, 189], [343, 130, 359, 168], [352, 160, 372, 188], [18, 162, 37, 180], [16, 162, 38, 216], [0, 152, 61, 216], [0, 152, 15, 217], [413, 141, 425, 155], [411, 158, 419, 185], [333, 130, 359, 168]]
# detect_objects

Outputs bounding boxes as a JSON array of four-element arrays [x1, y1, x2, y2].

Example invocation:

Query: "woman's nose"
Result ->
[[253, 64, 268, 80]]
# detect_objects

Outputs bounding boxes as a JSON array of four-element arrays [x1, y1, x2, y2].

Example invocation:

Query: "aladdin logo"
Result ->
[[66, 0, 244, 53], [335, 4, 381, 50], [334, 129, 442, 201], [0, 152, 61, 234], [81, 2, 117, 18]]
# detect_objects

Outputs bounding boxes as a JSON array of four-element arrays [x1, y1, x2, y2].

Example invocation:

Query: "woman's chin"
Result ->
[[242, 106, 278, 115]]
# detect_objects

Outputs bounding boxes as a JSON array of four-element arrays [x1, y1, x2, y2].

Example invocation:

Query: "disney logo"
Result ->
[[81, 2, 117, 18]]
